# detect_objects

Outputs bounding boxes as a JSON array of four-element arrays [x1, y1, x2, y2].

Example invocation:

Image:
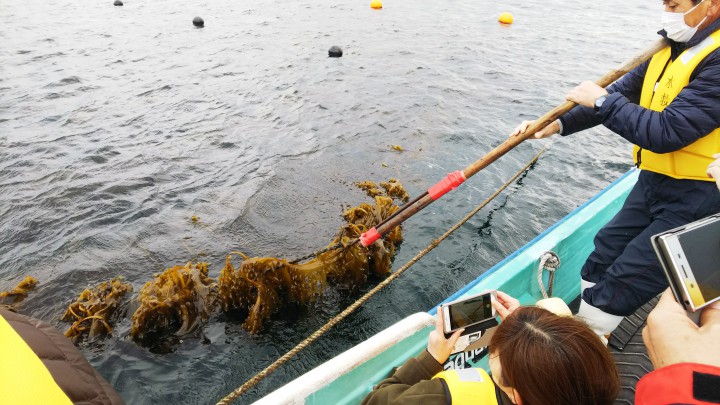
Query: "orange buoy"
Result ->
[[498, 12, 514, 25], [371, 0, 382, 9]]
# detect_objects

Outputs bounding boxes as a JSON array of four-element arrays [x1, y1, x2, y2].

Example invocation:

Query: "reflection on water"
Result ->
[[1, 0, 657, 402]]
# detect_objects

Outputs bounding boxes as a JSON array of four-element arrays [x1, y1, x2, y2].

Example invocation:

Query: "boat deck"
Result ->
[[568, 294, 658, 404], [609, 296, 659, 405]]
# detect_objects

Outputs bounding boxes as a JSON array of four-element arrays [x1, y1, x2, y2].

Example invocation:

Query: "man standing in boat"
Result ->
[[513, 0, 720, 336]]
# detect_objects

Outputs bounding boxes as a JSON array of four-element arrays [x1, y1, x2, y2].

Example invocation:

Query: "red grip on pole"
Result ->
[[359, 227, 381, 247], [428, 171, 466, 200]]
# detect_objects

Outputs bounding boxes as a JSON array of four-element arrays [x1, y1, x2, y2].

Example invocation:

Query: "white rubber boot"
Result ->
[[581, 279, 596, 294], [576, 299, 624, 340]]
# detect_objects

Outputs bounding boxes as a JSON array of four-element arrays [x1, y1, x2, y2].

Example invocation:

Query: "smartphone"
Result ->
[[442, 290, 497, 335], [651, 214, 720, 313]]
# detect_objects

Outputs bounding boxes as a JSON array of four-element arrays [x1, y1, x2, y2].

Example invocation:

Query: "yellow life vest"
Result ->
[[634, 29, 720, 181], [0, 313, 73, 405], [432, 368, 499, 404]]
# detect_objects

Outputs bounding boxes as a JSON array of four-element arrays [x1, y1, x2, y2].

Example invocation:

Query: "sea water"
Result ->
[[0, 0, 657, 402]]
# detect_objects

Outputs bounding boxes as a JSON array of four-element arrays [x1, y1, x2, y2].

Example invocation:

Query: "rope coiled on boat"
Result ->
[[216, 147, 548, 405], [537, 251, 560, 299]]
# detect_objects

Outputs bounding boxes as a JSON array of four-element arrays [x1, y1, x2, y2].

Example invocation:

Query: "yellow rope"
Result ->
[[216, 147, 547, 405]]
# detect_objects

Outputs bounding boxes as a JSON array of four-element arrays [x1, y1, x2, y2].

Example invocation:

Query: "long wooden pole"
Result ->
[[217, 149, 548, 405], [369, 38, 668, 242]]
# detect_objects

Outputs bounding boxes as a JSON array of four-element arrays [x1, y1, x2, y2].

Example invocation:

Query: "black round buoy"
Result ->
[[193, 16, 204, 28], [328, 46, 343, 58], [114, 0, 123, 6]]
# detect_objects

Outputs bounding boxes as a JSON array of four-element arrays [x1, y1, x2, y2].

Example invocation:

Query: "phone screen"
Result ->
[[677, 219, 720, 305], [448, 294, 493, 330]]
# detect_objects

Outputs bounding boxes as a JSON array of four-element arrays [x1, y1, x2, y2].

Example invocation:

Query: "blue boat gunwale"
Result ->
[[431, 168, 638, 315]]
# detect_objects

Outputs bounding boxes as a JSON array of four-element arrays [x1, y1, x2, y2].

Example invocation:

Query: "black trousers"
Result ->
[[581, 170, 720, 317]]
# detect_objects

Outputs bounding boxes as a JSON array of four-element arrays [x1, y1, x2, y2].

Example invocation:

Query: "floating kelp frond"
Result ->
[[219, 195, 404, 333], [380, 179, 409, 203], [356, 178, 409, 203], [0, 276, 38, 305], [218, 254, 324, 333], [356, 181, 383, 198], [340, 196, 403, 276], [61, 278, 132, 342], [130, 262, 218, 345]]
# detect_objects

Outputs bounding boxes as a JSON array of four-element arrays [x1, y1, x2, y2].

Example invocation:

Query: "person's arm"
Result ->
[[635, 363, 720, 405], [637, 290, 720, 404], [491, 290, 520, 321], [361, 350, 449, 405], [597, 54, 720, 153], [511, 60, 649, 139], [558, 59, 649, 136], [362, 309, 463, 405]]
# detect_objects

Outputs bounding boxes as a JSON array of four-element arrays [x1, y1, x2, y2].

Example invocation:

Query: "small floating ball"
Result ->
[[498, 12, 514, 25], [370, 0, 382, 9], [328, 46, 343, 58], [193, 16, 204, 28], [114, 0, 123, 6]]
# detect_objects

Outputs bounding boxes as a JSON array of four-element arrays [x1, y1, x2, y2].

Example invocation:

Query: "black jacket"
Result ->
[[559, 19, 720, 154]]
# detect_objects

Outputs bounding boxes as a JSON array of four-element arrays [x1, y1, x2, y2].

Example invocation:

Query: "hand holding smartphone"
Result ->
[[426, 307, 465, 364], [643, 289, 720, 369], [440, 290, 499, 355], [491, 290, 521, 321], [441, 290, 497, 335]]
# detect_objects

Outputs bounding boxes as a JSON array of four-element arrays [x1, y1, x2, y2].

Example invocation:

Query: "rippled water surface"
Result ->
[[1, 0, 659, 403]]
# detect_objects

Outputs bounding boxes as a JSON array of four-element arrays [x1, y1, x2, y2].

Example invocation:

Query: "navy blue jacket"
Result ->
[[559, 20, 720, 154]]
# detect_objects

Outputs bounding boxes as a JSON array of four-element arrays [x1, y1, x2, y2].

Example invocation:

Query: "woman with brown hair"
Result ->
[[362, 291, 619, 405]]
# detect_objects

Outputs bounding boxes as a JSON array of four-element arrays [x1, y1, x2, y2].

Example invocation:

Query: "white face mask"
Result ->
[[661, 0, 708, 43]]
